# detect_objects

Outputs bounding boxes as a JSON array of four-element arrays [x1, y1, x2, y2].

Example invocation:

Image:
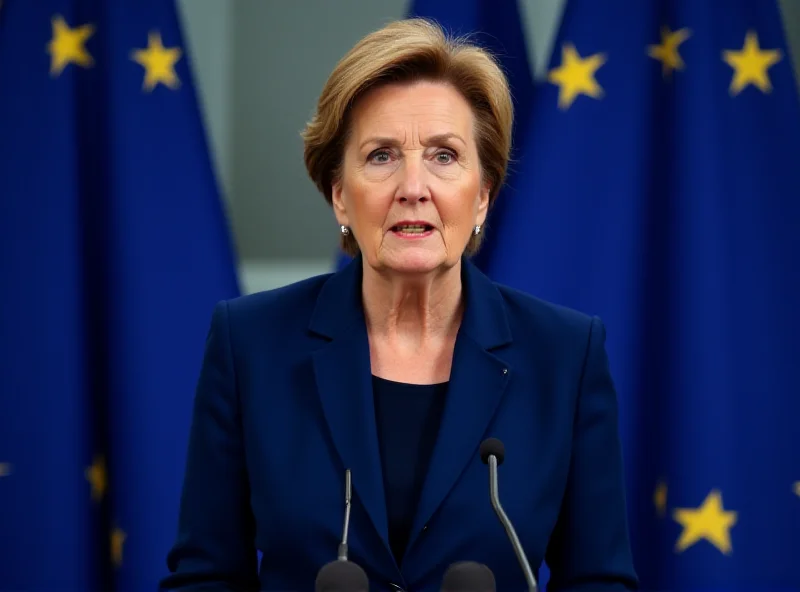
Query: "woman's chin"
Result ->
[[376, 248, 451, 275]]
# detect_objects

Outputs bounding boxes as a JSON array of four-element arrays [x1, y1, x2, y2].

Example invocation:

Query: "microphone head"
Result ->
[[479, 438, 505, 465], [315, 560, 369, 592], [441, 561, 496, 592]]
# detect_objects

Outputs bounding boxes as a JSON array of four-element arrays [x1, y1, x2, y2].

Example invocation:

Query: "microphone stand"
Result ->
[[487, 453, 537, 590], [338, 469, 352, 561]]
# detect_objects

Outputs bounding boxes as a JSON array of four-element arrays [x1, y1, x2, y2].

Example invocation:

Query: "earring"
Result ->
[[473, 225, 481, 235], [340, 225, 350, 235]]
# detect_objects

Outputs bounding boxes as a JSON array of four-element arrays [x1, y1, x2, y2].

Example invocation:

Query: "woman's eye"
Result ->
[[369, 149, 392, 164], [435, 150, 456, 164]]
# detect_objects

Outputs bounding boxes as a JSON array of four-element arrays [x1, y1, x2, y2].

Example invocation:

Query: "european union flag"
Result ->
[[479, 0, 800, 589], [335, 0, 535, 271], [0, 1, 240, 589]]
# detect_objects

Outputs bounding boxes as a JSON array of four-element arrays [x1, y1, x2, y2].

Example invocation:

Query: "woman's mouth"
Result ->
[[391, 223, 434, 238]]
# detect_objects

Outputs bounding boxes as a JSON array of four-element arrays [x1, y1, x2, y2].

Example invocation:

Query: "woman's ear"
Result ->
[[331, 180, 349, 227], [476, 183, 491, 226]]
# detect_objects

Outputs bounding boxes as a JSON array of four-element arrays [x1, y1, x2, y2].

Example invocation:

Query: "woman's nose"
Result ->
[[395, 157, 430, 203]]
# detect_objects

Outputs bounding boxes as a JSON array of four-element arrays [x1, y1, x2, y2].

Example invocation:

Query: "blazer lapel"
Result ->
[[307, 256, 514, 574], [308, 258, 393, 568], [406, 259, 514, 552]]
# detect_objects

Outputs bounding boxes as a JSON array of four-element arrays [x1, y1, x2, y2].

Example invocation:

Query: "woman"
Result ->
[[161, 18, 639, 592]]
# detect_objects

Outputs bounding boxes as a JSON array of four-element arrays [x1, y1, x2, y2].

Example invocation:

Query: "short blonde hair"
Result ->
[[302, 18, 514, 257]]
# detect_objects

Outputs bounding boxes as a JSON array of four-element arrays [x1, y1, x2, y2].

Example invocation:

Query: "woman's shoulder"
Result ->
[[218, 272, 335, 334], [490, 280, 601, 346]]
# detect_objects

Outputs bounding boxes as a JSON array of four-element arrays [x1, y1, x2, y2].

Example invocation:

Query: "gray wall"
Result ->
[[178, 0, 800, 291]]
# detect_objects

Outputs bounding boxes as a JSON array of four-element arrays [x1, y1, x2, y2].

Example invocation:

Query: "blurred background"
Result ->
[[177, 0, 800, 290], [2, 0, 799, 590]]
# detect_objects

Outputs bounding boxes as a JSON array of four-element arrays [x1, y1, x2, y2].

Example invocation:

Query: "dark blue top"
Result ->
[[161, 255, 640, 591], [372, 375, 449, 567]]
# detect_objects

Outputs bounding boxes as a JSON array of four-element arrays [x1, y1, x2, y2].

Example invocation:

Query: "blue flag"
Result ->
[[0, 1, 240, 589], [335, 0, 536, 271], [479, 0, 800, 590]]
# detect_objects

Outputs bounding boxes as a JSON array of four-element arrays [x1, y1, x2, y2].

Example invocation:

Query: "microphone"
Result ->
[[315, 469, 369, 592], [479, 438, 538, 592], [315, 561, 369, 592], [441, 561, 496, 592]]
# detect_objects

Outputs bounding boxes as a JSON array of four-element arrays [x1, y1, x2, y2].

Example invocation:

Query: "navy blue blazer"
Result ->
[[161, 256, 639, 591]]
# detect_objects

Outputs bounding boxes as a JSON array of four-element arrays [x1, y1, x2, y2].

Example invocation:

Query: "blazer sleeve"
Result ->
[[160, 301, 260, 591], [544, 316, 640, 591]]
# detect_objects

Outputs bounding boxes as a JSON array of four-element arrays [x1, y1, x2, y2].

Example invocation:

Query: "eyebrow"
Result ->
[[358, 132, 467, 151]]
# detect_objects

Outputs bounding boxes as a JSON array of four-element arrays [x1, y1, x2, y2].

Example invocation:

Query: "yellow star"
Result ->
[[131, 31, 182, 91], [654, 480, 668, 517], [673, 489, 737, 554], [111, 527, 127, 567], [46, 15, 95, 76], [547, 43, 607, 110], [0, 462, 11, 477], [722, 30, 782, 95], [85, 455, 107, 502], [648, 26, 691, 77], [793, 481, 800, 497]]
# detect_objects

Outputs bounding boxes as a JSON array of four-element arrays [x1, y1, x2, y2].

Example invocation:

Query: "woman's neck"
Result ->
[[361, 261, 464, 349]]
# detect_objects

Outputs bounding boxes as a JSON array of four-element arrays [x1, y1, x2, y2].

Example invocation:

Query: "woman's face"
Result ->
[[332, 80, 489, 276]]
